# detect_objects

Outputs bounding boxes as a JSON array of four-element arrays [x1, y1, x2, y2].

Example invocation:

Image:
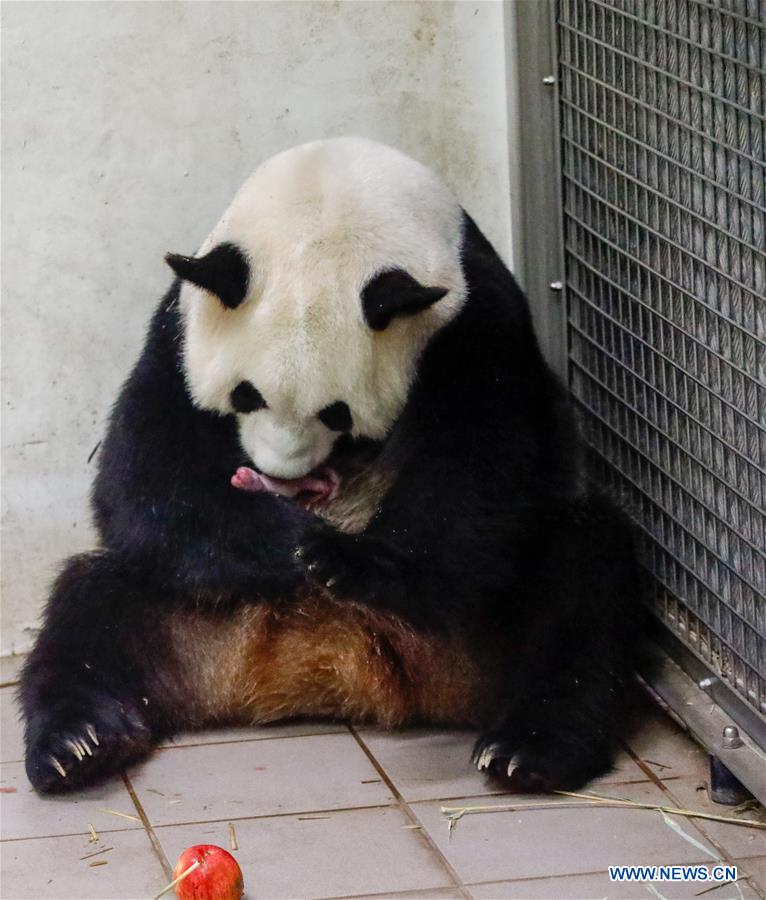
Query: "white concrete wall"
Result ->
[[1, 0, 512, 654]]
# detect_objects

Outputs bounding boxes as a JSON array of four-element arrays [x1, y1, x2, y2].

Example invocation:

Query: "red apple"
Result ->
[[172, 845, 244, 900]]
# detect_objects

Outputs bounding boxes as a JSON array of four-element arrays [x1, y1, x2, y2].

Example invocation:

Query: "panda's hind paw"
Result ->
[[25, 692, 155, 794], [472, 731, 612, 794]]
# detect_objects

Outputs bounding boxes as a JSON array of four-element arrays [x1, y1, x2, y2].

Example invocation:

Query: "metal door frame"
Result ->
[[504, 0, 568, 377], [504, 0, 766, 802]]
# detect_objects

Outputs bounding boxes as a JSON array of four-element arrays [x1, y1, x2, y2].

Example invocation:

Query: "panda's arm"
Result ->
[[96, 485, 312, 602], [91, 292, 314, 601], [301, 392, 565, 620]]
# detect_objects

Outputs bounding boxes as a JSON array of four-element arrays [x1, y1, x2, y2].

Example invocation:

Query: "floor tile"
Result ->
[[0, 655, 26, 687], [0, 827, 166, 899], [737, 856, 766, 891], [468, 871, 760, 899], [154, 806, 453, 899], [624, 706, 709, 782], [162, 719, 348, 749], [358, 730, 650, 805], [130, 732, 394, 827], [661, 777, 766, 861], [0, 761, 142, 841], [411, 782, 720, 885], [4, 690, 762, 900], [1, 687, 24, 763], [358, 729, 497, 803], [603, 746, 658, 786]]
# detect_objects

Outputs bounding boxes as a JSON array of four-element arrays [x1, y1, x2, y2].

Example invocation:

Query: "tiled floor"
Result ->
[[1, 656, 764, 900]]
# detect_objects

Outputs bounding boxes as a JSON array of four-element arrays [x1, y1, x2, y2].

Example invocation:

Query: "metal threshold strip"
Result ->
[[642, 638, 766, 804]]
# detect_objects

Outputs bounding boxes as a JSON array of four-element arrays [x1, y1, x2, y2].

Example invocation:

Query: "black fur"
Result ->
[[362, 268, 448, 330], [165, 242, 250, 309], [20, 212, 642, 795], [230, 380, 267, 414], [317, 401, 353, 433]]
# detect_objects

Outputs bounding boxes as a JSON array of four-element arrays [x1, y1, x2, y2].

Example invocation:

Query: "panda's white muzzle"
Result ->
[[236, 412, 338, 481]]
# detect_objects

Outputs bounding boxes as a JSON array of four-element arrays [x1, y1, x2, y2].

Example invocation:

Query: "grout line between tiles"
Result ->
[[397, 775, 666, 807], [464, 868, 614, 887], [0, 801, 400, 845], [1, 825, 145, 843], [148, 801, 400, 830], [121, 771, 172, 880], [349, 724, 472, 900], [158, 725, 349, 751]]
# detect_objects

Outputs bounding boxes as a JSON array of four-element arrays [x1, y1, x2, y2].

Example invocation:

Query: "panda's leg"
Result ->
[[473, 637, 627, 792], [20, 551, 181, 794], [473, 495, 643, 793]]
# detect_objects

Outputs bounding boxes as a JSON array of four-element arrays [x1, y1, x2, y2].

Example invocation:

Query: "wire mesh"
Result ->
[[557, 0, 766, 723]]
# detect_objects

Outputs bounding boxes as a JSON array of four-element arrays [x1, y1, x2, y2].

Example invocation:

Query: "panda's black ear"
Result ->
[[165, 242, 250, 309], [361, 269, 448, 331]]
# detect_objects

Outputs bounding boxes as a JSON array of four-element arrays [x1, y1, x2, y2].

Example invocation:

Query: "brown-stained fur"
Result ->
[[162, 458, 487, 733], [165, 593, 485, 732], [321, 465, 395, 534]]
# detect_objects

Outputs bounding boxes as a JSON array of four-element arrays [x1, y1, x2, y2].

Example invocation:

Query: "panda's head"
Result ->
[[168, 137, 466, 480]]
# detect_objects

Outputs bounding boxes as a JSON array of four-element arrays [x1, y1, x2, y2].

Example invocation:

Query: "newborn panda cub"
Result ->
[[231, 463, 339, 508], [20, 137, 642, 795]]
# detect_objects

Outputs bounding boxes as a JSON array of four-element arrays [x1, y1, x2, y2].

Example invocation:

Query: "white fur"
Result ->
[[180, 137, 466, 479]]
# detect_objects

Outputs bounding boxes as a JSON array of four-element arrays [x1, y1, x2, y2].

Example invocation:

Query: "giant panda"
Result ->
[[20, 137, 642, 795]]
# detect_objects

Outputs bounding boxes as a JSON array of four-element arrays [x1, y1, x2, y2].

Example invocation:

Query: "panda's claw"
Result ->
[[50, 756, 67, 778], [86, 724, 99, 746], [480, 744, 499, 771], [81, 738, 93, 757], [472, 739, 502, 771], [66, 739, 83, 761], [506, 754, 521, 777]]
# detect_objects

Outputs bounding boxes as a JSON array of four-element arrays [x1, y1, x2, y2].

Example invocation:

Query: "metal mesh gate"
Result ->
[[556, 0, 766, 729]]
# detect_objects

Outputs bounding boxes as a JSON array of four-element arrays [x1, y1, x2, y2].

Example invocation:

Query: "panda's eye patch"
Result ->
[[230, 381, 267, 414], [317, 401, 353, 432]]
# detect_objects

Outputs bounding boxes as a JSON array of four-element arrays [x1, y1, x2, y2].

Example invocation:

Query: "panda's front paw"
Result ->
[[25, 689, 155, 794], [297, 526, 408, 608]]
